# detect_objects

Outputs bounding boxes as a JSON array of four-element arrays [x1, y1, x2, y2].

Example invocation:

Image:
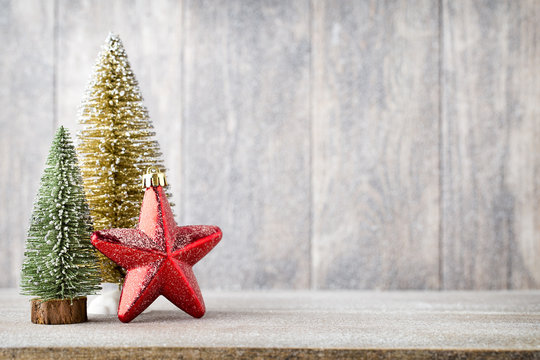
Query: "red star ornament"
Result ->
[[91, 185, 222, 323]]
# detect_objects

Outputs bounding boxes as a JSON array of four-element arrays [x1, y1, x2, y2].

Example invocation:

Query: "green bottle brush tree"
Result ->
[[20, 126, 101, 324]]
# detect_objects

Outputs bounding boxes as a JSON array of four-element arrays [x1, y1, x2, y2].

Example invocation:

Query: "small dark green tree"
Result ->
[[20, 126, 101, 301]]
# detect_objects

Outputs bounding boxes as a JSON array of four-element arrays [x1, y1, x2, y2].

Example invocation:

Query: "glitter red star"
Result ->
[[91, 185, 222, 323]]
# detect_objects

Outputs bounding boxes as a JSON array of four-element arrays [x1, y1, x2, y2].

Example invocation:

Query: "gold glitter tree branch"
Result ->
[[77, 33, 172, 283]]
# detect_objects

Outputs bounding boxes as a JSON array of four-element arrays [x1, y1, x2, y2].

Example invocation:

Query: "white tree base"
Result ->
[[88, 284, 121, 315], [88, 283, 159, 315]]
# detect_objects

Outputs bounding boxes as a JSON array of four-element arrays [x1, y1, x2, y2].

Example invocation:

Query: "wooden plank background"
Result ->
[[0, 0, 55, 288], [0, 0, 538, 290], [312, 0, 440, 289], [442, 0, 540, 289], [182, 0, 311, 289]]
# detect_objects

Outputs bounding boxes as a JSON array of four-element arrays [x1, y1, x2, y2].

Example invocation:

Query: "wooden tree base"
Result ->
[[31, 297, 87, 325]]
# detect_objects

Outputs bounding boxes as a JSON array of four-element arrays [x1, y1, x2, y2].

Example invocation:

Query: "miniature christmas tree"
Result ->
[[77, 33, 170, 283], [20, 126, 101, 324]]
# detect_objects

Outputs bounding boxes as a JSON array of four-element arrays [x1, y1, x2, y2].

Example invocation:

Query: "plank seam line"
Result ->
[[308, 0, 314, 290], [52, 0, 59, 131], [438, 0, 444, 291], [180, 0, 186, 224]]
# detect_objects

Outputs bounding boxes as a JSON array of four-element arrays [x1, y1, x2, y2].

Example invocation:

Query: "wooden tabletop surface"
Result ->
[[1, 289, 539, 359]]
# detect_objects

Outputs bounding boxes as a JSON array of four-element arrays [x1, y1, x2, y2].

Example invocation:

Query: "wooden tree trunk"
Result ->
[[31, 297, 87, 324]]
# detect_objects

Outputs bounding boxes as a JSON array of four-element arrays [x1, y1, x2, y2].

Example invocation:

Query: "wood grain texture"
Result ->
[[0, 0, 55, 287], [31, 297, 87, 324], [442, 0, 540, 289], [4, 348, 539, 360], [311, 1, 441, 289], [183, 0, 311, 289], [56, 0, 183, 207], [1, 1, 539, 290], [2, 289, 540, 352]]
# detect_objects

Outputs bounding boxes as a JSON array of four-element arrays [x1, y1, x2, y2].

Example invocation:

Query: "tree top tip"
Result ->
[[106, 32, 121, 43], [54, 125, 72, 141]]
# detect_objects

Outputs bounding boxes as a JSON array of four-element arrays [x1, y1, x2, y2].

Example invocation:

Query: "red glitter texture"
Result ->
[[91, 185, 222, 323]]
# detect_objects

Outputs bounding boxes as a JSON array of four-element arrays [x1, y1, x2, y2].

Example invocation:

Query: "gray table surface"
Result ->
[[0, 289, 539, 358]]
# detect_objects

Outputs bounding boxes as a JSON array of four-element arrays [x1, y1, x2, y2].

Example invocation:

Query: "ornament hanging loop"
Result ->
[[142, 166, 167, 188]]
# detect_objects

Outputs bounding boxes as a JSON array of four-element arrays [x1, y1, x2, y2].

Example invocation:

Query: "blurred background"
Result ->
[[1, 0, 539, 291]]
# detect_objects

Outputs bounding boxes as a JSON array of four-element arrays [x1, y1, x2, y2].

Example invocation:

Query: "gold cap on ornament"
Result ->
[[142, 166, 167, 188]]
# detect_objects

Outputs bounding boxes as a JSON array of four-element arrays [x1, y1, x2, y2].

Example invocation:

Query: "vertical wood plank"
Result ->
[[442, 0, 540, 289], [312, 0, 441, 289], [183, 0, 311, 289], [56, 0, 183, 207], [0, 0, 55, 287], [507, 1, 540, 289]]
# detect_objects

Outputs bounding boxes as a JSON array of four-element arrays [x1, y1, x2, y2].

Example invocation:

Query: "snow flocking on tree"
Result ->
[[20, 126, 101, 301]]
